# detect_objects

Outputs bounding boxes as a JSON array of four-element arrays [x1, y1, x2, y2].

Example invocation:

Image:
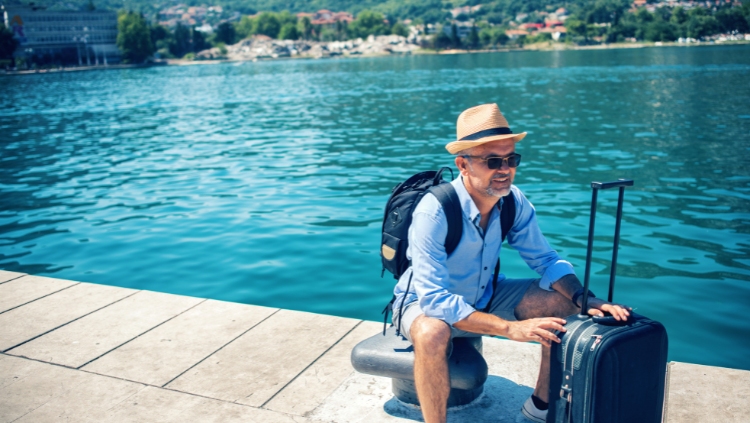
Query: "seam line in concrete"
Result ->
[[155, 383, 307, 420], [0, 282, 80, 316], [259, 319, 365, 409], [76, 298, 209, 370], [0, 351, 153, 419], [1, 289, 141, 354], [9, 396, 49, 423], [0, 352, 299, 419], [160, 307, 282, 388], [0, 274, 27, 285]]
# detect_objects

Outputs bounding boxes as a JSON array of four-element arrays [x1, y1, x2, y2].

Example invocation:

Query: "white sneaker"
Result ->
[[521, 396, 547, 423]]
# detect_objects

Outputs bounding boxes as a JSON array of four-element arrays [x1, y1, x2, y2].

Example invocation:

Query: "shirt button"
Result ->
[[484, 266, 488, 270], [481, 286, 485, 289]]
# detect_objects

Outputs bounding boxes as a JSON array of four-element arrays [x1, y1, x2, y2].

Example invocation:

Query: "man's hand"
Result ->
[[585, 298, 631, 321], [506, 317, 567, 347]]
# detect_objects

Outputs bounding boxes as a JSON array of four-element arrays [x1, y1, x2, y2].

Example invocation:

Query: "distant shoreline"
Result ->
[[2, 40, 748, 75]]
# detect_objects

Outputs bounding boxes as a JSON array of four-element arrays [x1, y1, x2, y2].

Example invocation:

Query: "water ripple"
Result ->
[[2, 45, 750, 369]]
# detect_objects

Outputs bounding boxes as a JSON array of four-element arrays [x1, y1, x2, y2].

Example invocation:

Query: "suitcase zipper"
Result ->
[[590, 335, 602, 351], [581, 325, 636, 423], [559, 319, 588, 401], [581, 333, 606, 423]]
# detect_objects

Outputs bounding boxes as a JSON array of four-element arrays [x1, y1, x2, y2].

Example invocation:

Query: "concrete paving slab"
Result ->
[[9, 290, 203, 369], [166, 309, 360, 407], [306, 336, 540, 423], [0, 355, 145, 423], [104, 386, 308, 423], [84, 300, 278, 386], [0, 270, 25, 284], [0, 275, 78, 314], [0, 282, 136, 352], [265, 320, 382, 416], [0, 354, 40, 391], [666, 362, 750, 423], [482, 337, 541, 388]]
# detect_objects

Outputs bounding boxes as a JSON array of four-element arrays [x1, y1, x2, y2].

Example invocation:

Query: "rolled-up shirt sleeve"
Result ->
[[507, 188, 575, 290], [409, 207, 476, 325]]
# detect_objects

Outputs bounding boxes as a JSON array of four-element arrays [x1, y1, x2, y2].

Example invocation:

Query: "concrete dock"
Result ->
[[1, 269, 748, 422]]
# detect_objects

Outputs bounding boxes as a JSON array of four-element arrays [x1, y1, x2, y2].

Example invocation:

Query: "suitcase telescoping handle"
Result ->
[[579, 179, 634, 317]]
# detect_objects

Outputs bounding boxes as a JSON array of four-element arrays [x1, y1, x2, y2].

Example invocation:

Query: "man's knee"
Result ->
[[410, 315, 452, 356], [515, 282, 578, 320]]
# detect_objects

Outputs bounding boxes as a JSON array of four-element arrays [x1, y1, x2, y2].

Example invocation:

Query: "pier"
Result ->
[[1, 269, 748, 422]]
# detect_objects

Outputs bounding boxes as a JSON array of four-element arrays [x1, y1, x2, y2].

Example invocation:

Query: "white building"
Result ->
[[2, 5, 120, 65]]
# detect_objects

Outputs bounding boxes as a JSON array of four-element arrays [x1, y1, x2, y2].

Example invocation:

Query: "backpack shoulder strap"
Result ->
[[500, 189, 516, 242], [428, 183, 463, 256]]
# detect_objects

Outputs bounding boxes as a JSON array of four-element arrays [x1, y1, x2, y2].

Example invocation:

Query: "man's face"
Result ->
[[456, 139, 517, 199]]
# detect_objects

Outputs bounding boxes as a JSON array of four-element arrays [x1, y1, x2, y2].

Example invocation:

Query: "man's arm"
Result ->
[[550, 274, 631, 321], [452, 312, 567, 347]]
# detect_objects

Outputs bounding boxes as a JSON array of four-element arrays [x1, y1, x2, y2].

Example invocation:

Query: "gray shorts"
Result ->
[[393, 278, 537, 344]]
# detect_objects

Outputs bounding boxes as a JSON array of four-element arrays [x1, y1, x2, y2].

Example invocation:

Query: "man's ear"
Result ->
[[455, 155, 469, 176]]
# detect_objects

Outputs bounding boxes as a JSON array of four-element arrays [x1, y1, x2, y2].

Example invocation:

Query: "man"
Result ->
[[391, 103, 630, 423]]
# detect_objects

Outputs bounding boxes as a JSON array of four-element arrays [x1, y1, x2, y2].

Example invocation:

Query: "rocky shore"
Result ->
[[195, 34, 420, 61]]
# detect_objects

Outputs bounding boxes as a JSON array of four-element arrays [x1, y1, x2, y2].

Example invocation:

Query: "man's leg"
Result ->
[[410, 314, 453, 423], [514, 282, 578, 403]]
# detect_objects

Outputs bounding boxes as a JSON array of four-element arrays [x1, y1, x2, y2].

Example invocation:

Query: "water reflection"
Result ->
[[1, 45, 749, 369]]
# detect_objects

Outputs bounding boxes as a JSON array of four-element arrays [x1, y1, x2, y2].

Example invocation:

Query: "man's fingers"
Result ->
[[531, 332, 552, 347], [605, 304, 630, 321], [587, 307, 604, 317], [534, 327, 561, 344]]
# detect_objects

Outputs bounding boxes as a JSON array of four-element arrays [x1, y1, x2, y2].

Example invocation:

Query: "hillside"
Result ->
[[4, 0, 595, 23]]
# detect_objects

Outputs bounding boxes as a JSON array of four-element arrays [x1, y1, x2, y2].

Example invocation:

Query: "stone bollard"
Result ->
[[351, 326, 488, 407]]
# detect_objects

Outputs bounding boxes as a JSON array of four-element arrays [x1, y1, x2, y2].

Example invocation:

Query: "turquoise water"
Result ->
[[2, 45, 749, 370]]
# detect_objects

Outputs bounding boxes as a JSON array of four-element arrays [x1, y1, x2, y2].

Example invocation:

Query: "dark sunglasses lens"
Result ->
[[486, 154, 521, 169], [486, 158, 503, 169]]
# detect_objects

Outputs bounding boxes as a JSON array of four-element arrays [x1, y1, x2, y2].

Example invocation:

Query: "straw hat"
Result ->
[[445, 103, 527, 154]]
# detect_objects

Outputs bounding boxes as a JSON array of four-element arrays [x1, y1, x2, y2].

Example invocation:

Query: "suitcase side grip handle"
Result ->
[[591, 315, 630, 326]]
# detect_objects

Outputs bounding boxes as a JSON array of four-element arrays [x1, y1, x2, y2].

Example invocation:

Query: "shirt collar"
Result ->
[[451, 175, 506, 227], [451, 175, 482, 225]]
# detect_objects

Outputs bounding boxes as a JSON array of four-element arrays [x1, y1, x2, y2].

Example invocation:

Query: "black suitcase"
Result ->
[[547, 180, 669, 423]]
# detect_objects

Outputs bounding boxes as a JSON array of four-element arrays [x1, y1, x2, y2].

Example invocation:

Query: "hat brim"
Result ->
[[445, 132, 527, 155]]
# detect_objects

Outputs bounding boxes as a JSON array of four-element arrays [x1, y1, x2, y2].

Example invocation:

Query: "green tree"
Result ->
[[586, 0, 629, 24], [116, 11, 154, 64], [0, 24, 19, 61], [421, 9, 450, 24], [170, 23, 191, 58], [715, 7, 749, 33], [150, 24, 172, 57], [85, 0, 95, 11], [297, 16, 313, 40], [192, 28, 209, 52], [479, 26, 509, 47], [348, 10, 389, 39], [433, 30, 452, 50], [449, 24, 461, 48], [235, 16, 255, 40], [214, 22, 236, 45], [391, 22, 409, 37], [669, 6, 689, 37], [686, 8, 719, 39], [276, 11, 297, 28], [254, 12, 282, 38], [466, 25, 480, 49], [566, 17, 589, 39], [278, 22, 299, 40], [319, 27, 338, 42]]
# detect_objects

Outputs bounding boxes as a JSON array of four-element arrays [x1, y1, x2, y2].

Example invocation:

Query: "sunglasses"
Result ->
[[462, 153, 522, 169]]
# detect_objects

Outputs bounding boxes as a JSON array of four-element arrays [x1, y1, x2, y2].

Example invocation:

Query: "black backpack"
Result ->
[[379, 166, 516, 335]]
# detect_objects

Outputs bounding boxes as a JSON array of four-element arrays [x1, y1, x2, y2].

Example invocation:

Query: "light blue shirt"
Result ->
[[392, 177, 575, 326]]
